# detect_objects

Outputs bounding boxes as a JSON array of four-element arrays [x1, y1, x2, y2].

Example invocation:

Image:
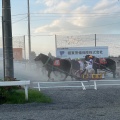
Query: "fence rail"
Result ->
[[33, 80, 120, 91]]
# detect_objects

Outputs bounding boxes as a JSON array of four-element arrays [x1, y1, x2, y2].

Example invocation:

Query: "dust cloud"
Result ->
[[0, 60, 71, 82], [0, 60, 119, 82], [13, 61, 68, 82], [13, 61, 48, 82], [0, 60, 47, 81]]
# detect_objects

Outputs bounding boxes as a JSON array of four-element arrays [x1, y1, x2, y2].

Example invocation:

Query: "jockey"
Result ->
[[81, 55, 93, 75], [85, 55, 93, 69], [88, 55, 93, 65]]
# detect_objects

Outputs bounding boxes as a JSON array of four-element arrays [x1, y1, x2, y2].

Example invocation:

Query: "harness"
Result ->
[[93, 57, 103, 69], [43, 57, 51, 67], [93, 58, 110, 72]]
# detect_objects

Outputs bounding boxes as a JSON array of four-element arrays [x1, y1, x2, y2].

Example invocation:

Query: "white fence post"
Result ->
[[81, 82, 86, 90], [24, 85, 28, 100], [38, 82, 41, 91], [94, 81, 97, 90]]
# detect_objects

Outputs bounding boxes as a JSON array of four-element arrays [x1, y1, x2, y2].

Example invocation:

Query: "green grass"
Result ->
[[0, 89, 52, 104]]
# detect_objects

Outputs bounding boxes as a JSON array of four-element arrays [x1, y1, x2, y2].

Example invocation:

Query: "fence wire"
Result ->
[[0, 36, 25, 59], [56, 34, 120, 57]]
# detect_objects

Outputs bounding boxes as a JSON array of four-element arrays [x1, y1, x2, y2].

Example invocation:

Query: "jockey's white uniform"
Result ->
[[85, 59, 93, 71]]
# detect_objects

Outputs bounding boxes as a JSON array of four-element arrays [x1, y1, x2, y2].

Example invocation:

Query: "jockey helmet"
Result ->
[[89, 55, 93, 58]]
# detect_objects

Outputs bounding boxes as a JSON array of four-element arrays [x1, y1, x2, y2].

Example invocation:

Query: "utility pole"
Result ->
[[2, 0, 14, 79], [28, 0, 31, 60]]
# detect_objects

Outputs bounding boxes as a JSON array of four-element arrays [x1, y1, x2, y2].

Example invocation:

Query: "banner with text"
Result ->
[[56, 46, 108, 59]]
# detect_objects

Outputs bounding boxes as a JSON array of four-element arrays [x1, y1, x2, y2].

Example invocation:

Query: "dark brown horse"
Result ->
[[34, 53, 72, 81], [84, 55, 116, 78]]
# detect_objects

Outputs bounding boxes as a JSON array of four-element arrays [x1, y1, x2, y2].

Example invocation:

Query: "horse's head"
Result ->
[[34, 53, 52, 65], [34, 53, 42, 61]]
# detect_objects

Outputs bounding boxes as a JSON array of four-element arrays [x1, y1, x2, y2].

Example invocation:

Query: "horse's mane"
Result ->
[[35, 53, 51, 62], [40, 53, 48, 58]]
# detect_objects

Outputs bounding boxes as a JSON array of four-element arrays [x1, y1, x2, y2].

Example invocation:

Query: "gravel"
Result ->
[[1, 87, 120, 120]]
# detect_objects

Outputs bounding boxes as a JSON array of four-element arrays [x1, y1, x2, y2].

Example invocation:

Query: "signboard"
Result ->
[[56, 46, 108, 59], [13, 48, 23, 60]]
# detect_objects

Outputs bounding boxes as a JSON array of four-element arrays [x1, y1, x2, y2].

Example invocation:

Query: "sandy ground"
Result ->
[[1, 87, 120, 120]]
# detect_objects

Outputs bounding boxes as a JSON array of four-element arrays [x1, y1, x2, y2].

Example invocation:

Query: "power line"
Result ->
[[30, 12, 120, 15], [11, 13, 27, 17], [8, 11, 120, 17], [29, 15, 120, 18], [12, 16, 28, 24], [0, 11, 119, 21]]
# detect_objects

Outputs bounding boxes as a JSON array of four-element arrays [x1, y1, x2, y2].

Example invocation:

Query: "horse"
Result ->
[[84, 55, 116, 78], [34, 53, 72, 81]]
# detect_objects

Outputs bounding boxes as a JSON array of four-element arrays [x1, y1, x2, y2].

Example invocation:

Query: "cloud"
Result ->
[[93, 0, 117, 10], [34, 0, 120, 35]]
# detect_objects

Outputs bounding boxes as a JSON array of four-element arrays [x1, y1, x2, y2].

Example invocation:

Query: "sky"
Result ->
[[0, 0, 120, 58]]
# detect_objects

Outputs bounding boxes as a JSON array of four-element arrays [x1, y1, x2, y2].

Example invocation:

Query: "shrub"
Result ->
[[0, 76, 22, 104]]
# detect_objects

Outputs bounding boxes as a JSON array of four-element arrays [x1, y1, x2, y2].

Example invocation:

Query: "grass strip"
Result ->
[[0, 89, 52, 104]]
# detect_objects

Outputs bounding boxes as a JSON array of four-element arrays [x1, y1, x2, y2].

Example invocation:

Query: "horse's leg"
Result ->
[[48, 70, 51, 81], [94, 68, 97, 74], [70, 70, 74, 81], [71, 75, 74, 81], [62, 74, 68, 81], [113, 70, 116, 78], [48, 70, 55, 81]]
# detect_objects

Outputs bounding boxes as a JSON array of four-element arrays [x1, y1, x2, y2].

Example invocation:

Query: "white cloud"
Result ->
[[93, 0, 117, 10], [34, 19, 81, 35], [34, 0, 120, 35], [44, 0, 55, 7]]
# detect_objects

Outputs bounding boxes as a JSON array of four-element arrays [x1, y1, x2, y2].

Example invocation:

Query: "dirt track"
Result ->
[[1, 87, 120, 120]]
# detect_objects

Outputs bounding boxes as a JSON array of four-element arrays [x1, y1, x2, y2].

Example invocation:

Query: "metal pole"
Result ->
[[55, 35, 57, 57], [24, 35, 26, 60], [2, 16, 5, 80], [95, 34, 96, 47], [2, 0, 14, 78], [28, 0, 31, 61]]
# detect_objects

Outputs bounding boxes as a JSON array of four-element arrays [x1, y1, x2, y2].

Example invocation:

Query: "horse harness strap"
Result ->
[[43, 57, 51, 67], [93, 58, 109, 70], [93, 57, 100, 68]]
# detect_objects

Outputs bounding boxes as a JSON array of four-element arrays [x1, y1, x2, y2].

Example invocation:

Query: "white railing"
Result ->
[[33, 80, 120, 91], [0, 80, 30, 100]]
